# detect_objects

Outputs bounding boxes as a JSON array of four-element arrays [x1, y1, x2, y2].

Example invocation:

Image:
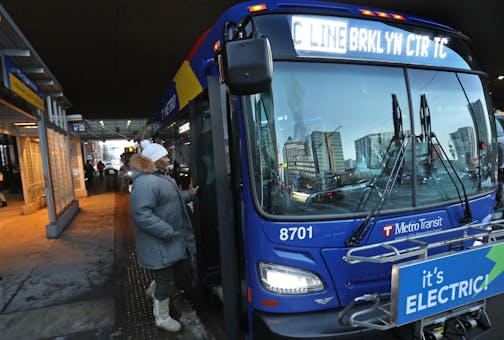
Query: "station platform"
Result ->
[[4, 181, 504, 340], [0, 183, 217, 340]]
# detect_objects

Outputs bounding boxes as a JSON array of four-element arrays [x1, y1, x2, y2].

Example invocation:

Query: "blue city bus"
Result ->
[[149, 1, 504, 339]]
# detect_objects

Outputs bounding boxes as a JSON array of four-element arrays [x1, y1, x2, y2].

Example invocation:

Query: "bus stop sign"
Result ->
[[72, 123, 85, 132]]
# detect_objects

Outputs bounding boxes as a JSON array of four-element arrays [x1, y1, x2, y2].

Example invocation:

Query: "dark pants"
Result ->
[[151, 260, 193, 301], [86, 175, 93, 188], [497, 169, 504, 208]]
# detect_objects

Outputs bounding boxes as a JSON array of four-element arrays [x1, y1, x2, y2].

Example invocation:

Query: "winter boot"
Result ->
[[153, 297, 182, 332], [145, 280, 156, 299]]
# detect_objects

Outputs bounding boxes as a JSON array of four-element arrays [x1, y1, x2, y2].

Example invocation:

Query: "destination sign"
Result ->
[[290, 15, 470, 69]]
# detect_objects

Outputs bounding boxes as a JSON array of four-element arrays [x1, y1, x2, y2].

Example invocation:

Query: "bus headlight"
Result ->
[[258, 262, 325, 295]]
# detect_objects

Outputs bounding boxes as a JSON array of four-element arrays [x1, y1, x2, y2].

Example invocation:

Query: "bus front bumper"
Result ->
[[252, 308, 385, 340]]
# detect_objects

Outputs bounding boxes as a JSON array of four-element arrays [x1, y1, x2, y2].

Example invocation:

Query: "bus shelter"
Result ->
[[0, 4, 81, 238]]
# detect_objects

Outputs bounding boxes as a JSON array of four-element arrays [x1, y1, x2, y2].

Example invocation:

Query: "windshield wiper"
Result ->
[[347, 137, 409, 246], [419, 94, 473, 223], [347, 94, 407, 246], [355, 94, 406, 212]]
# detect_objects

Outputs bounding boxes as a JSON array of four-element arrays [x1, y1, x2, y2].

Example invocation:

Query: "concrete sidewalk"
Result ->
[[0, 190, 215, 340], [0, 192, 117, 339]]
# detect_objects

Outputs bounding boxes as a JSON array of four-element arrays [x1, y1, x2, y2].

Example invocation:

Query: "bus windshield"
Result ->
[[243, 62, 494, 217]]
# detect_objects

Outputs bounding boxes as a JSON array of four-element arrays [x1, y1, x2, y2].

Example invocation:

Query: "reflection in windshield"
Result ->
[[243, 62, 494, 216]]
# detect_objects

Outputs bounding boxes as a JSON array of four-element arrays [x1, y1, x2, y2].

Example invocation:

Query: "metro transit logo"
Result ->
[[382, 217, 443, 238], [382, 224, 394, 237]]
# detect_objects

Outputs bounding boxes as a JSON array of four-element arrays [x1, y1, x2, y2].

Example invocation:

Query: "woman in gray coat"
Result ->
[[129, 142, 197, 332]]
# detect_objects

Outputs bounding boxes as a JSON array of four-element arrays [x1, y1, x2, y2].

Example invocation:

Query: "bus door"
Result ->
[[189, 96, 221, 286], [189, 75, 243, 339]]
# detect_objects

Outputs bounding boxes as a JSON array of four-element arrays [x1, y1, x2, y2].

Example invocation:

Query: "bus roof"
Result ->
[[151, 0, 462, 125]]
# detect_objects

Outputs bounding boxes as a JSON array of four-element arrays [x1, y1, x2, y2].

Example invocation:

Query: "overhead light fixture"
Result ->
[[35, 79, 55, 86], [178, 122, 190, 134], [498, 75, 504, 80], [14, 122, 37, 126], [46, 91, 63, 97], [21, 66, 44, 74], [0, 49, 30, 57], [66, 114, 83, 121]]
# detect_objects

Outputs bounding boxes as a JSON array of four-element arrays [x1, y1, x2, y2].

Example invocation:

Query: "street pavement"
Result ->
[[0, 184, 213, 340]]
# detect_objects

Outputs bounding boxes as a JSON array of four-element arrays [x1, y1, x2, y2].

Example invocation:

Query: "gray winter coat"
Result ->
[[129, 153, 195, 270]]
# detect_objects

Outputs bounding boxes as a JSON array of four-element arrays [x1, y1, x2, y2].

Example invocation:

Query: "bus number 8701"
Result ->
[[279, 226, 313, 241]]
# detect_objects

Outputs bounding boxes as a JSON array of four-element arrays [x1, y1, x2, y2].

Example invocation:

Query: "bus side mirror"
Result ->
[[221, 37, 272, 95]]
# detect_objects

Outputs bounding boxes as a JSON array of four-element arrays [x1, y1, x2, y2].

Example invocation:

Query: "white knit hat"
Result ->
[[141, 143, 168, 162], [139, 139, 151, 149]]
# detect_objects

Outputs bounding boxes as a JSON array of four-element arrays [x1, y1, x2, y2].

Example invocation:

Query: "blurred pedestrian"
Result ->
[[97, 160, 105, 179], [84, 160, 96, 188], [129, 143, 198, 332], [0, 169, 7, 207], [119, 160, 131, 193]]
